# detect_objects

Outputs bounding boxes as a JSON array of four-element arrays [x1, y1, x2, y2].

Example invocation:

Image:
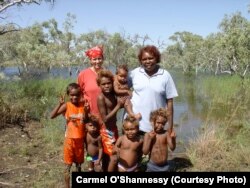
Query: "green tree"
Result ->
[[218, 12, 250, 77], [0, 25, 21, 64], [164, 31, 203, 74], [15, 23, 53, 72]]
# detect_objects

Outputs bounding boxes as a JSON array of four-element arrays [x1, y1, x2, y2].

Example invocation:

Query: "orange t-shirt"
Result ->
[[64, 102, 85, 138]]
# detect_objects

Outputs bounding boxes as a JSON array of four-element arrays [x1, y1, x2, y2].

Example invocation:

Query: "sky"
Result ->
[[3, 0, 250, 45]]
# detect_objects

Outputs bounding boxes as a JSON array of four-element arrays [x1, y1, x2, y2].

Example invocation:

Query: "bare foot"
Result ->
[[94, 164, 103, 172]]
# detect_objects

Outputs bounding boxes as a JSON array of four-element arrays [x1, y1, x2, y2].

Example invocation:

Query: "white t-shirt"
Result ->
[[127, 66, 178, 132]]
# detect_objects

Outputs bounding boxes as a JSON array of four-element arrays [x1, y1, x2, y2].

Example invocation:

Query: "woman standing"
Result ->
[[77, 45, 104, 116], [127, 45, 178, 134]]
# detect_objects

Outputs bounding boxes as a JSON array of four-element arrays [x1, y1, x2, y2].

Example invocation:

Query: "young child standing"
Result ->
[[113, 64, 141, 120], [50, 83, 89, 188], [143, 108, 176, 172], [96, 69, 125, 171], [114, 116, 143, 172], [85, 114, 103, 172]]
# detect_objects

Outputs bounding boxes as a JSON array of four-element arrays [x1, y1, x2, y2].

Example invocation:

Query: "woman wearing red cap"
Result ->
[[77, 45, 104, 116]]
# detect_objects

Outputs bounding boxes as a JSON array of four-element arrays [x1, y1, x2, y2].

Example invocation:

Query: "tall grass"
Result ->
[[0, 78, 74, 127], [186, 76, 250, 171]]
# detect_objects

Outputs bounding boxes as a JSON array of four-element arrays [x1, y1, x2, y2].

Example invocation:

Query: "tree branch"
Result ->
[[242, 64, 249, 77], [0, 28, 20, 35], [0, 0, 40, 13]]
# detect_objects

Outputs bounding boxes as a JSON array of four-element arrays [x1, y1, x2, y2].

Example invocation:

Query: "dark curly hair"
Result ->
[[123, 115, 139, 128], [96, 70, 114, 86], [150, 108, 168, 124]]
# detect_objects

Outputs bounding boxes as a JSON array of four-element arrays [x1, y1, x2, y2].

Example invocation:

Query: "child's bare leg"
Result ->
[[124, 99, 141, 120], [88, 161, 94, 172], [107, 154, 118, 172], [94, 163, 103, 172], [75, 163, 81, 172], [64, 164, 71, 188], [102, 154, 109, 172]]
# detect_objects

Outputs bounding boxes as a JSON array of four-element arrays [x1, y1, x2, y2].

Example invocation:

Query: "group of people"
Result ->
[[50, 45, 178, 187]]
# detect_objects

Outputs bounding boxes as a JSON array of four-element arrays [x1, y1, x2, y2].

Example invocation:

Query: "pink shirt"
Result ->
[[77, 68, 101, 116]]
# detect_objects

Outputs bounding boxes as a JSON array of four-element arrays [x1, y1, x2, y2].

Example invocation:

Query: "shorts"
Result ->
[[86, 154, 99, 162], [146, 160, 170, 172], [118, 162, 138, 172], [100, 126, 118, 156], [63, 137, 84, 165]]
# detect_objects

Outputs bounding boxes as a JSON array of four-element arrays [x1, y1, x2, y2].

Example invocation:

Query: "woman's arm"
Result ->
[[166, 98, 174, 133], [167, 130, 176, 151]]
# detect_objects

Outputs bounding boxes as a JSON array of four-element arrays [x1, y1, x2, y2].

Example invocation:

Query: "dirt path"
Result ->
[[0, 122, 64, 188]]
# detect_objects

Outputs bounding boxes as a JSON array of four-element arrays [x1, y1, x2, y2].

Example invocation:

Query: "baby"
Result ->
[[113, 64, 141, 120]]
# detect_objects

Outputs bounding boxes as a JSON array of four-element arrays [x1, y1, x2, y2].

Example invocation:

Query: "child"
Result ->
[[50, 83, 89, 188], [114, 116, 143, 172], [96, 69, 126, 171], [114, 64, 141, 120], [85, 114, 103, 172], [142, 108, 176, 172]]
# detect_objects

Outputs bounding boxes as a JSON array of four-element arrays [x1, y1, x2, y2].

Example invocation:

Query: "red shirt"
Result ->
[[77, 68, 101, 116]]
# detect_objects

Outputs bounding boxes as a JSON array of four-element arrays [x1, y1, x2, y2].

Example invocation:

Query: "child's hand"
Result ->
[[170, 130, 176, 138], [83, 99, 90, 112], [59, 93, 65, 105], [127, 90, 132, 97], [117, 97, 126, 107], [148, 131, 156, 139]]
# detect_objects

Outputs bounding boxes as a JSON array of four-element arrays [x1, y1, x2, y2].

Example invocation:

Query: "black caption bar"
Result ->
[[72, 172, 249, 187]]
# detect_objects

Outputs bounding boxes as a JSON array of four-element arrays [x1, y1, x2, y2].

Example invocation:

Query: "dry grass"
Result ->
[[186, 123, 250, 171]]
